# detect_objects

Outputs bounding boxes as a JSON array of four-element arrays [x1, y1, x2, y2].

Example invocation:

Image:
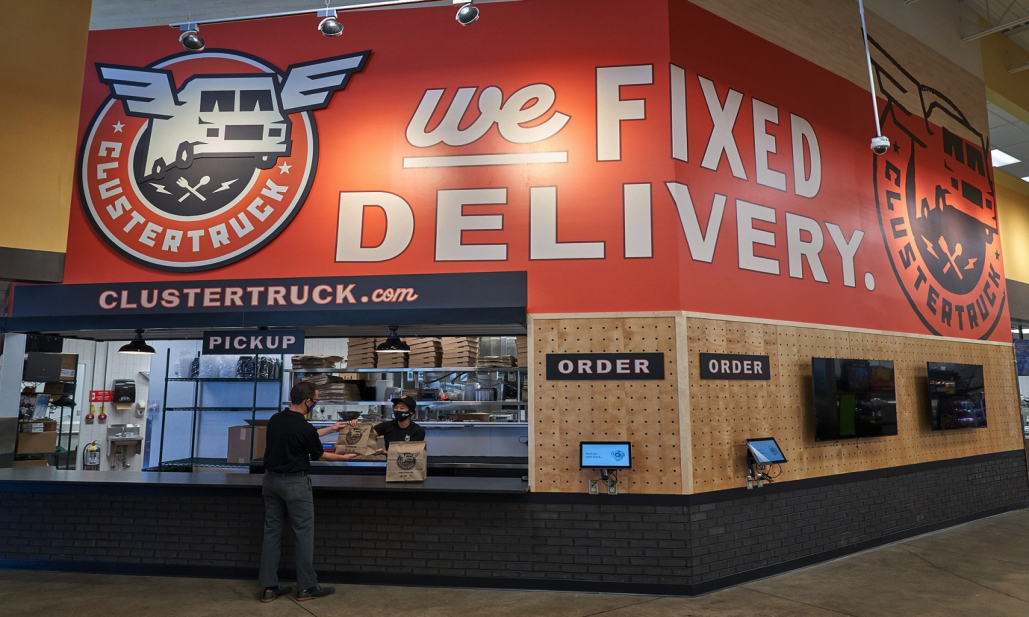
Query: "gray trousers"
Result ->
[[258, 473, 318, 590]]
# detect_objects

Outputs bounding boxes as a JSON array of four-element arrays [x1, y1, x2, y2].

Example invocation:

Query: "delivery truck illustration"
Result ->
[[96, 52, 370, 181]]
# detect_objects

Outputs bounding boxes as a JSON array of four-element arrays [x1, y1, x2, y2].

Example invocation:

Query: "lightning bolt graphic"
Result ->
[[150, 183, 171, 195], [921, 235, 940, 260], [213, 179, 238, 193]]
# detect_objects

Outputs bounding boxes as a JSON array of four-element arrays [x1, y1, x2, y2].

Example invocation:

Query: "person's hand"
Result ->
[[329, 422, 348, 432], [341, 452, 358, 460], [373, 448, 385, 456], [346, 419, 359, 427]]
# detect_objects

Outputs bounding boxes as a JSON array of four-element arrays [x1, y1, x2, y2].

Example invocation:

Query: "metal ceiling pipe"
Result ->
[[962, 14, 1029, 42]]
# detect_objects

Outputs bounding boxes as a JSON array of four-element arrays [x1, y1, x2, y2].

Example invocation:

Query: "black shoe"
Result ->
[[297, 584, 335, 601], [261, 585, 292, 603]]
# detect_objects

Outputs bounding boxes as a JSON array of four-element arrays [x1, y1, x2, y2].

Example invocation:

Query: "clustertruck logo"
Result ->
[[871, 39, 1005, 339], [397, 452, 418, 470], [79, 50, 370, 271]]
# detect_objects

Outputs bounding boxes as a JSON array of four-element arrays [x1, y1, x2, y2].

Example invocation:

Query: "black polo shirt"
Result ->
[[373, 420, 426, 450], [263, 408, 324, 473]]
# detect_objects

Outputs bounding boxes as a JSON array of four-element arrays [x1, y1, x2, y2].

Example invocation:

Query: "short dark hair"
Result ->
[[290, 381, 318, 405]]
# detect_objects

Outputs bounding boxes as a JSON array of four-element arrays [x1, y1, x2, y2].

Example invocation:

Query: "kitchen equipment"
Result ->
[[449, 412, 491, 422], [474, 388, 497, 401], [106, 424, 143, 470]]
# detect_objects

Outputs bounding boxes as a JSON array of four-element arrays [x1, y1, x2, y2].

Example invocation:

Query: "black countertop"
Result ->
[[0, 468, 529, 494]]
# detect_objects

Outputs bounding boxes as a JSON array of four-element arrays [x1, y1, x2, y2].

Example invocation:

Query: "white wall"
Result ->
[[303, 338, 348, 357], [0, 334, 26, 421], [64, 339, 151, 471]]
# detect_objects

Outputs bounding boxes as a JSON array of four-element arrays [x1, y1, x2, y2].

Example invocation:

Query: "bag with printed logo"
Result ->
[[335, 422, 378, 456], [386, 441, 427, 482]]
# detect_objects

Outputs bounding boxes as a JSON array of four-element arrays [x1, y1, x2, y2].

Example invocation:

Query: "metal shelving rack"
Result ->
[[17, 374, 78, 470], [155, 349, 283, 470]]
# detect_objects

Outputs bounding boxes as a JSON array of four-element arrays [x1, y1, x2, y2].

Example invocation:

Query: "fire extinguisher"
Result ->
[[82, 441, 101, 470], [86, 405, 95, 424]]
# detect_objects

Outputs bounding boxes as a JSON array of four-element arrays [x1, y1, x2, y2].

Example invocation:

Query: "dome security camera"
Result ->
[[871, 135, 890, 155], [456, 3, 480, 26]]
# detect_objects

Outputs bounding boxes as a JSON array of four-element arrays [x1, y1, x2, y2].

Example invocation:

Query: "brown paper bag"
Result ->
[[386, 441, 427, 482], [335, 422, 378, 456]]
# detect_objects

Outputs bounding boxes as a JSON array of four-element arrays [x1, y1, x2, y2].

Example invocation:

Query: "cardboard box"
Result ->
[[226, 425, 267, 464], [16, 431, 58, 454], [60, 354, 77, 382], [19, 419, 57, 433], [12, 459, 49, 468]]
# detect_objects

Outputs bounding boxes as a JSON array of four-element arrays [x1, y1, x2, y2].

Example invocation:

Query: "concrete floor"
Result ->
[[3, 509, 1029, 617]]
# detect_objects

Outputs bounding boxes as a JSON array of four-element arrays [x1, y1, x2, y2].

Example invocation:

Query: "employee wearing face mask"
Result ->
[[372, 395, 426, 454]]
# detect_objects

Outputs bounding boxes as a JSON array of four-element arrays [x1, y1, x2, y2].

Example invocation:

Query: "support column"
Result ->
[[0, 333, 27, 468]]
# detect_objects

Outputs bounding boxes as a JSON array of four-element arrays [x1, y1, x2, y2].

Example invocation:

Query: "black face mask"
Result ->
[[393, 410, 412, 421]]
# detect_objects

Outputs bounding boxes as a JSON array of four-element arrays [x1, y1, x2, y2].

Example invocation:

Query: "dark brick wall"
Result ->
[[0, 451, 1025, 595]]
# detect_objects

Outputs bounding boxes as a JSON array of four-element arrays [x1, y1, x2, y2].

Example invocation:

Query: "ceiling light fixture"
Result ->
[[991, 149, 1021, 167], [179, 22, 206, 51], [375, 326, 411, 354], [318, 6, 344, 37], [119, 330, 157, 355], [171, 0, 514, 37], [455, 1, 480, 26]]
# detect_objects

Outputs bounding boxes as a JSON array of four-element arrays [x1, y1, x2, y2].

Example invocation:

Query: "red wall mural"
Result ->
[[52, 0, 1008, 340]]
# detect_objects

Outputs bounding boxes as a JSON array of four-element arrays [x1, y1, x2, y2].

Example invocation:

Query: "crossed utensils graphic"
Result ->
[[176, 175, 210, 202]]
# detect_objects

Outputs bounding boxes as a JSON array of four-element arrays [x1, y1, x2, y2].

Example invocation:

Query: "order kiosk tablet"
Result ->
[[579, 441, 632, 469], [745, 437, 788, 465]]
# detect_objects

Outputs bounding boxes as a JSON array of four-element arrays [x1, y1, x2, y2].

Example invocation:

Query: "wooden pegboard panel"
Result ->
[[688, 318, 1024, 492], [532, 317, 680, 494]]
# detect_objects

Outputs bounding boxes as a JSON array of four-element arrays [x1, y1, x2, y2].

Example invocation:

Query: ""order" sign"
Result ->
[[545, 353, 665, 380], [699, 353, 771, 380]]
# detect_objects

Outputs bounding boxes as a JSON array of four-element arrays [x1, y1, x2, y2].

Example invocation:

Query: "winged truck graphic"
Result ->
[[96, 52, 369, 181]]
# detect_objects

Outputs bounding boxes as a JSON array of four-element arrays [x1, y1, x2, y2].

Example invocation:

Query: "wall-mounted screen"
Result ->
[[812, 358, 897, 441], [927, 363, 986, 431], [579, 442, 632, 469]]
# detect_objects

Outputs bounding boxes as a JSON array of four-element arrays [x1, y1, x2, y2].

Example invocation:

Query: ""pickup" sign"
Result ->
[[203, 330, 305, 355]]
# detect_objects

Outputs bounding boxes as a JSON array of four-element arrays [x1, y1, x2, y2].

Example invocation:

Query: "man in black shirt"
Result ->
[[259, 381, 356, 603], [373, 395, 426, 453]]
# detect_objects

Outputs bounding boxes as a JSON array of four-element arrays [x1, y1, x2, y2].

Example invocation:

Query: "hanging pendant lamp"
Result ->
[[375, 326, 410, 354], [119, 329, 156, 355]]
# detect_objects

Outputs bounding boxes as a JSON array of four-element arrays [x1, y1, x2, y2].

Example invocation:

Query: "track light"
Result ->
[[456, 2, 479, 26], [179, 22, 205, 51], [375, 326, 411, 354], [119, 330, 156, 355], [317, 8, 343, 37]]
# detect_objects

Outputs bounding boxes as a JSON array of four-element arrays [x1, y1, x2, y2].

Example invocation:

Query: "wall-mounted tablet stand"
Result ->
[[745, 437, 788, 490], [581, 442, 631, 495]]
